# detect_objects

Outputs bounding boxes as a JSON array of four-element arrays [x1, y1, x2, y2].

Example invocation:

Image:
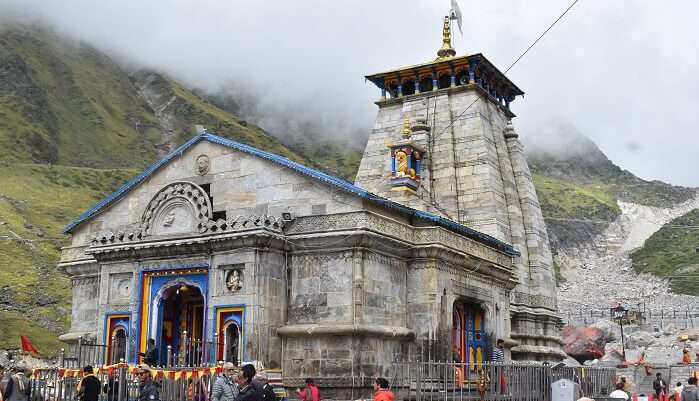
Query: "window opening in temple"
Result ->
[[159, 283, 205, 366], [110, 328, 127, 364], [457, 70, 469, 85], [438, 73, 452, 89], [212, 210, 227, 221], [402, 80, 416, 96], [420, 77, 434, 92], [223, 321, 241, 365], [452, 301, 486, 375], [386, 81, 399, 98]]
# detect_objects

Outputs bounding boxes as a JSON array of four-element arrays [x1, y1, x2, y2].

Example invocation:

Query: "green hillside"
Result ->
[[0, 25, 336, 354], [0, 164, 136, 353], [631, 209, 699, 295]]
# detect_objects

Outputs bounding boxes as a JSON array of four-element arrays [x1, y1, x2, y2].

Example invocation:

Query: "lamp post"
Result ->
[[611, 304, 629, 361]]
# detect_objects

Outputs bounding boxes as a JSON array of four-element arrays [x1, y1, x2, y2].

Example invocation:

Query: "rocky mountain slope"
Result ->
[[526, 131, 699, 315], [0, 25, 345, 354]]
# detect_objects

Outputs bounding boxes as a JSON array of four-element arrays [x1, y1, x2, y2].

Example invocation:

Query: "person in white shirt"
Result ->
[[609, 382, 630, 400]]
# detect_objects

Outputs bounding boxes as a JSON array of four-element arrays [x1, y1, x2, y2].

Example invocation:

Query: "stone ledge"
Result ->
[[511, 344, 568, 359], [58, 331, 96, 343], [509, 332, 564, 345], [276, 324, 414, 339]]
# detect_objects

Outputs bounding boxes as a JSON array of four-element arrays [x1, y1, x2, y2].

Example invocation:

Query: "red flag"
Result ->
[[20, 335, 40, 355]]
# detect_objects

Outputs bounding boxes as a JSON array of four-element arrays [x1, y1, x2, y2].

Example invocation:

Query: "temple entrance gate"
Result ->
[[452, 301, 487, 372], [158, 283, 205, 366]]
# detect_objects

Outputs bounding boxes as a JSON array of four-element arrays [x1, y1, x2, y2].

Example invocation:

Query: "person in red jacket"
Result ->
[[296, 379, 320, 401], [373, 378, 394, 401]]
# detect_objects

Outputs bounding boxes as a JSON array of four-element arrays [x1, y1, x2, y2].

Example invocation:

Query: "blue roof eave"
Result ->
[[64, 132, 519, 258]]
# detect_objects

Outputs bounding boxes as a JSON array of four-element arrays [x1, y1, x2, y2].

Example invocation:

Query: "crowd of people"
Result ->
[[0, 361, 396, 401], [606, 373, 699, 401]]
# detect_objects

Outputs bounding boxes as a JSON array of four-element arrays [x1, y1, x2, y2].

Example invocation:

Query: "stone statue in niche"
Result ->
[[226, 269, 243, 292], [196, 154, 210, 175]]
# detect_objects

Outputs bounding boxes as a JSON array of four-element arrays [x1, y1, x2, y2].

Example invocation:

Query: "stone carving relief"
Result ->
[[142, 181, 213, 236], [225, 269, 243, 292], [196, 154, 210, 175], [109, 274, 133, 301]]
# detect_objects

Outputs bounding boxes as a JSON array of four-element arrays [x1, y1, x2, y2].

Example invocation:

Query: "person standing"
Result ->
[[234, 364, 260, 401], [683, 349, 693, 365], [373, 378, 393, 401], [653, 372, 668, 397], [1, 364, 31, 401], [76, 366, 101, 401], [296, 379, 319, 401], [491, 339, 507, 394], [136, 365, 160, 401], [682, 377, 699, 401], [673, 382, 684, 401], [139, 339, 159, 367], [254, 372, 276, 401], [212, 362, 239, 401], [609, 382, 630, 400], [491, 339, 505, 363]]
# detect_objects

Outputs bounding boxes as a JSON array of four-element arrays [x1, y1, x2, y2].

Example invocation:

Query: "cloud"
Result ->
[[0, 0, 697, 185]]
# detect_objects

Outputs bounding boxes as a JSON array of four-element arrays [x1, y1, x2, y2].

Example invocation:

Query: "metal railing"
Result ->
[[60, 335, 225, 369], [390, 361, 617, 401], [60, 338, 108, 368]]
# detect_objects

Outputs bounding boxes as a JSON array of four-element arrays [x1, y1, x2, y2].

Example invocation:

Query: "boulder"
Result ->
[[626, 331, 655, 349], [562, 326, 607, 363], [677, 328, 699, 342], [591, 319, 617, 341]]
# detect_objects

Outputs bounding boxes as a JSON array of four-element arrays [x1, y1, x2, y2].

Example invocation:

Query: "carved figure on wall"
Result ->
[[162, 210, 176, 227], [395, 150, 417, 179], [395, 150, 409, 177], [226, 270, 243, 292], [196, 154, 210, 175]]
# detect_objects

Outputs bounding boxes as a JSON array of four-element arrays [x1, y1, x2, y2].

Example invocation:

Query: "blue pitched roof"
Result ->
[[65, 132, 519, 257]]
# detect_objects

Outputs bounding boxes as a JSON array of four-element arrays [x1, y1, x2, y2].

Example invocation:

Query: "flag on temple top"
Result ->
[[20, 335, 40, 355]]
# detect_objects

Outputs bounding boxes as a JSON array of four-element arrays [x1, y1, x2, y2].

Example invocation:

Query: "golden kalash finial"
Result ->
[[436, 15, 456, 60], [402, 115, 412, 138]]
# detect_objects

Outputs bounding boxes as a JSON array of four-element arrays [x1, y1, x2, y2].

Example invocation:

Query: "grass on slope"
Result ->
[[631, 209, 699, 296], [0, 162, 135, 354], [533, 175, 620, 221], [0, 27, 161, 169]]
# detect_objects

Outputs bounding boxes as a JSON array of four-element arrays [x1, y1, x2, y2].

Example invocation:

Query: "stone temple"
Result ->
[[58, 15, 562, 397]]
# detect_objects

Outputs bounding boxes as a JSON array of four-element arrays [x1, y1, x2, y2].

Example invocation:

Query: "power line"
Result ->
[[432, 0, 582, 142]]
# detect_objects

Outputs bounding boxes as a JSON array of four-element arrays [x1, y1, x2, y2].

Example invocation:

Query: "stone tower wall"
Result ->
[[355, 85, 563, 360]]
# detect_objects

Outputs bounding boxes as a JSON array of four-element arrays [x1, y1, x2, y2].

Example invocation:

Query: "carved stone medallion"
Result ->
[[141, 182, 213, 236], [196, 154, 210, 175], [225, 269, 243, 292]]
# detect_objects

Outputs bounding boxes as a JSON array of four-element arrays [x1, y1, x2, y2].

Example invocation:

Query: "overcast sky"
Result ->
[[1, 0, 698, 186]]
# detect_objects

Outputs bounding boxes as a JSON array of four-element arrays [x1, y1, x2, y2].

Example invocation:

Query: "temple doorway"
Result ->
[[111, 328, 127, 363], [223, 321, 241, 365], [453, 301, 486, 371], [158, 283, 205, 366]]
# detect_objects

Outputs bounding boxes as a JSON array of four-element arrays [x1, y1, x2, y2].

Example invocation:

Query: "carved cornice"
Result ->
[[511, 291, 558, 311], [71, 276, 99, 287], [87, 230, 286, 262], [277, 324, 414, 339], [286, 211, 513, 268]]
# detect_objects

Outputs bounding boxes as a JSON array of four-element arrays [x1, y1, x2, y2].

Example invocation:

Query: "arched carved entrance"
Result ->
[[453, 301, 486, 371], [111, 327, 127, 363], [223, 321, 242, 365], [158, 283, 205, 366]]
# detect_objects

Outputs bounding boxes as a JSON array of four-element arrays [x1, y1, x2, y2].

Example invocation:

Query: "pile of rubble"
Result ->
[[555, 197, 699, 366]]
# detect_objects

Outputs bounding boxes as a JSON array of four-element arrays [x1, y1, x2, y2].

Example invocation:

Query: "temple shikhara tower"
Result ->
[[58, 10, 562, 399], [355, 16, 561, 361]]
